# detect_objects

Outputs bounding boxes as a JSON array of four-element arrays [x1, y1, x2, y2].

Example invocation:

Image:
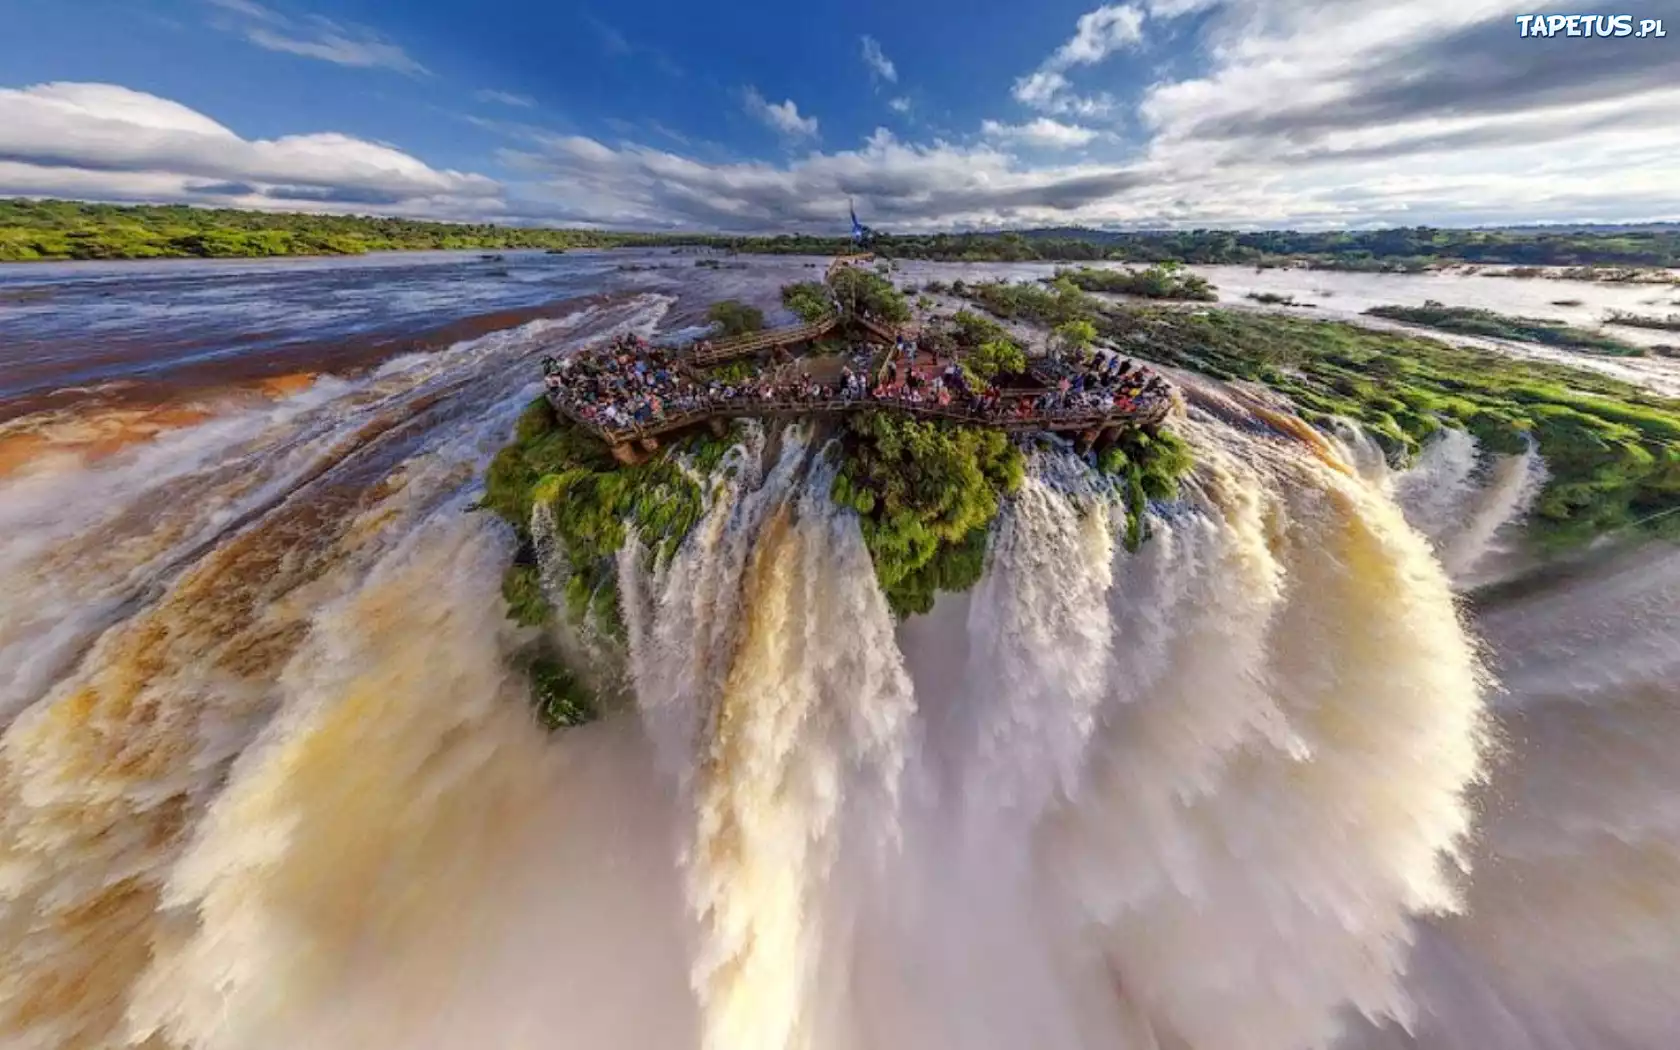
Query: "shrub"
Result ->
[[707, 299, 766, 337]]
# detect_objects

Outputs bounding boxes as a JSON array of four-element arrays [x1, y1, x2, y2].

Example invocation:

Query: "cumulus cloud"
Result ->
[[861, 36, 898, 84], [1051, 4, 1146, 66], [0, 82, 498, 216], [207, 0, 428, 75], [888, 97, 912, 114], [742, 87, 819, 139], [11, 0, 1680, 234], [982, 118, 1101, 149], [493, 127, 1161, 232], [474, 89, 535, 108], [1014, 4, 1142, 114]]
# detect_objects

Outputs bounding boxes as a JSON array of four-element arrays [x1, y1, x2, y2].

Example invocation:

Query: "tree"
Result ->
[[707, 299, 765, 337], [967, 339, 1028, 382], [780, 281, 834, 323], [1052, 319, 1097, 358], [829, 266, 911, 323]]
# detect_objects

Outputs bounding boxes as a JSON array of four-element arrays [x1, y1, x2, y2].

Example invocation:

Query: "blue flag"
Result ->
[[849, 201, 865, 243]]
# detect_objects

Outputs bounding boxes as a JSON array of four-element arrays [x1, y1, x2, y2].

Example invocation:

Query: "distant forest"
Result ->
[[3, 198, 1679, 268]]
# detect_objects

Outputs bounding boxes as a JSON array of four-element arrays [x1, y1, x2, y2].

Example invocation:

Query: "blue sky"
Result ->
[[0, 0, 1675, 231]]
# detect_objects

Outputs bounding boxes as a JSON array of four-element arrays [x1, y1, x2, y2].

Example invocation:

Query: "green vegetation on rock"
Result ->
[[828, 266, 911, 324], [706, 299, 765, 337], [968, 339, 1028, 383], [481, 399, 740, 725], [963, 278, 1093, 328], [831, 410, 1025, 618], [1365, 301, 1645, 356], [1051, 319, 1098, 356], [1095, 305, 1680, 548], [1056, 264, 1218, 301], [1096, 427, 1197, 551], [523, 652, 600, 730], [780, 281, 835, 323]]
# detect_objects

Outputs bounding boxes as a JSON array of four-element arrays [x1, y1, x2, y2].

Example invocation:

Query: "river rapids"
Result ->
[[0, 292, 1674, 1050]]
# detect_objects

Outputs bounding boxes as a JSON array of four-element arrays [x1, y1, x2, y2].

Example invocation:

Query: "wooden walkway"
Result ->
[[689, 316, 839, 366], [554, 272, 1165, 458]]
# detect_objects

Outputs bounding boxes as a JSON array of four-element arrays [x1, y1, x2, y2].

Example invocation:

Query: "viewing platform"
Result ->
[[542, 263, 1176, 463]]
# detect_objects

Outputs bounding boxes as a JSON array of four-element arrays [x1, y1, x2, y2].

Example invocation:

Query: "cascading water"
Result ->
[[4, 297, 1659, 1050]]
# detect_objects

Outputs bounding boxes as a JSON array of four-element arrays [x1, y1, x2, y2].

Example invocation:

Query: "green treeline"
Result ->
[[0, 199, 632, 261], [1365, 302, 1646, 356], [6, 199, 1679, 267]]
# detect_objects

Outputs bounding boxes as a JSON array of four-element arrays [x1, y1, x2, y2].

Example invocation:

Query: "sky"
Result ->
[[0, 0, 1676, 232]]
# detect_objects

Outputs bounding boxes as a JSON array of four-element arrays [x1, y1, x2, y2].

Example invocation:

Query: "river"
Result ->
[[0, 249, 1675, 1050]]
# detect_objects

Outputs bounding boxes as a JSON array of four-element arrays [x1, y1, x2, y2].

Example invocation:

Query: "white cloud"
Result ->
[[207, 0, 427, 75], [1012, 4, 1142, 115], [742, 87, 819, 139], [474, 89, 535, 109], [1013, 71, 1070, 110], [1051, 4, 1145, 67], [860, 36, 898, 84], [889, 97, 912, 114], [495, 126, 1170, 232], [982, 118, 1101, 149], [11, 1, 1680, 237], [1144, 0, 1221, 16], [0, 82, 498, 215]]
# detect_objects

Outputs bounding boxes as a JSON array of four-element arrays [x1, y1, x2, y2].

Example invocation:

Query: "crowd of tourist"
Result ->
[[541, 334, 707, 431], [541, 332, 1173, 437]]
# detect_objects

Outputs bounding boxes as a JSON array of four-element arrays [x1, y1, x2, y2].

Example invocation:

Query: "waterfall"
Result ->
[[0, 358, 1508, 1050]]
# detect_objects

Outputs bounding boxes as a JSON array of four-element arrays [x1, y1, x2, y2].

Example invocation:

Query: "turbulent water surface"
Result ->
[[0, 252, 1674, 1050]]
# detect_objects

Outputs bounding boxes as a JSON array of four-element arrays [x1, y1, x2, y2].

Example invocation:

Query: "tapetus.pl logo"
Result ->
[[1516, 13, 1666, 36]]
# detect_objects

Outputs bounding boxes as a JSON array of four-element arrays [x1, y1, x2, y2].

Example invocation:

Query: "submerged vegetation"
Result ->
[[1364, 301, 1645, 356], [831, 410, 1025, 618], [1091, 305, 1680, 548]]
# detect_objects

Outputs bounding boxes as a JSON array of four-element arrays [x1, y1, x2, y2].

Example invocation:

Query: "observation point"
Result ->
[[541, 255, 1178, 464]]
